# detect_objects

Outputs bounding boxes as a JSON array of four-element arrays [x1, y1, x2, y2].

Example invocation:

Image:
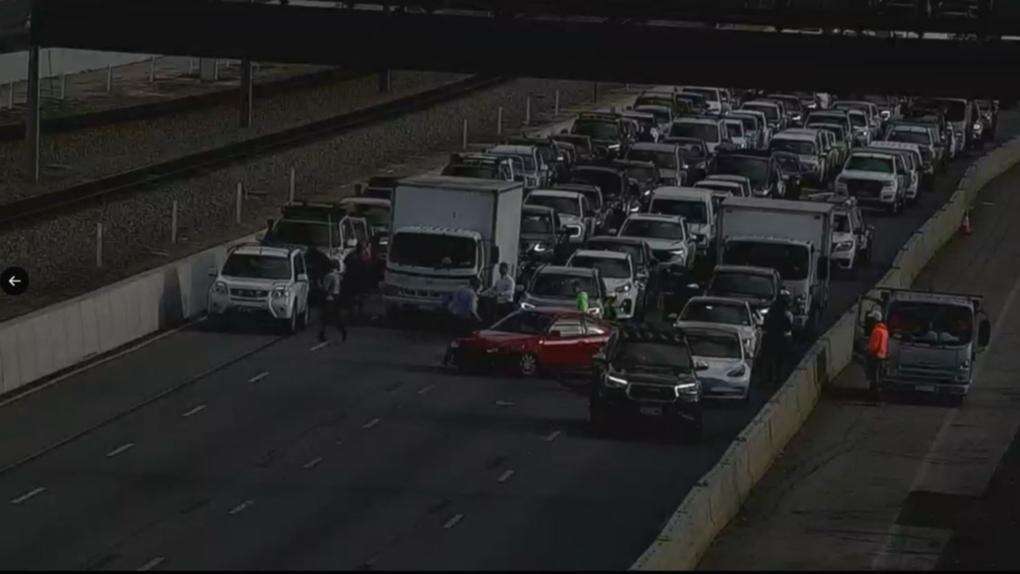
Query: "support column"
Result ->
[[239, 57, 253, 128], [26, 45, 40, 183]]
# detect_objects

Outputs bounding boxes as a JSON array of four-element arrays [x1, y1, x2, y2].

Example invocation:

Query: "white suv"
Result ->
[[208, 244, 311, 333]]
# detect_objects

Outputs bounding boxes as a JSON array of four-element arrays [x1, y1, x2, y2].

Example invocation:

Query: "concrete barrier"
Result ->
[[0, 234, 255, 396], [632, 134, 1020, 571]]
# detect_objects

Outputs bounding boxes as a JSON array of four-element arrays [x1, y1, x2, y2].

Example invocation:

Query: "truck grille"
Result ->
[[627, 384, 677, 402], [845, 178, 884, 198], [230, 288, 268, 298]]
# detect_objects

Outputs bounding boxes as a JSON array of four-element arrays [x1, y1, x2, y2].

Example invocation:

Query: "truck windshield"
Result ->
[[613, 341, 693, 371], [849, 113, 867, 127], [846, 155, 894, 173], [682, 302, 751, 326], [637, 108, 671, 125], [621, 219, 687, 241], [572, 119, 619, 141], [650, 199, 707, 224], [491, 310, 556, 335], [625, 165, 658, 182], [222, 254, 292, 280], [521, 213, 555, 234], [669, 122, 720, 143], [889, 130, 931, 145], [526, 195, 581, 217], [687, 333, 742, 359], [814, 125, 846, 141], [343, 204, 390, 228], [625, 149, 678, 170], [270, 220, 331, 248], [495, 153, 536, 172], [887, 302, 973, 346], [939, 100, 967, 122], [726, 123, 745, 138], [710, 272, 776, 299], [570, 170, 622, 199], [834, 213, 851, 232], [730, 116, 757, 131], [715, 156, 769, 187], [771, 140, 816, 155], [723, 241, 810, 281], [531, 273, 597, 298], [442, 164, 497, 179], [388, 232, 476, 269], [744, 104, 778, 121], [569, 255, 631, 279], [682, 88, 719, 103]]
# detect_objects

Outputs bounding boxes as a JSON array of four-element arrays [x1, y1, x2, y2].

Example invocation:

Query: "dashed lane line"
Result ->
[[497, 469, 516, 483], [443, 513, 464, 529], [181, 404, 206, 418], [543, 430, 562, 442], [303, 457, 323, 469], [10, 486, 46, 505], [228, 499, 255, 515], [417, 384, 436, 395], [136, 556, 166, 571], [106, 443, 135, 458], [248, 371, 269, 384], [310, 341, 330, 352], [362, 418, 382, 430]]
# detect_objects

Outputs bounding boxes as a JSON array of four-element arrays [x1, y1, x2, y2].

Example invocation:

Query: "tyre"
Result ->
[[517, 352, 539, 377], [298, 301, 309, 331], [283, 302, 299, 334]]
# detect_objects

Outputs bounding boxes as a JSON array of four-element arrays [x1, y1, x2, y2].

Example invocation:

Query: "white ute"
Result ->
[[835, 150, 907, 215], [208, 243, 311, 333]]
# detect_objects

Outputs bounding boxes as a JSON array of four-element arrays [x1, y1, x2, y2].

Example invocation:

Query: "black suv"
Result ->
[[590, 327, 705, 442], [568, 112, 631, 159]]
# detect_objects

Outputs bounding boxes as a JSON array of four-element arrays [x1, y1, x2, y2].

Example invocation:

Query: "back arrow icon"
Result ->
[[8, 277, 20, 286]]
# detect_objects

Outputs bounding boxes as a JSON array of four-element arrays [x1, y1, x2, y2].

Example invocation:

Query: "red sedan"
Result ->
[[447, 309, 614, 376]]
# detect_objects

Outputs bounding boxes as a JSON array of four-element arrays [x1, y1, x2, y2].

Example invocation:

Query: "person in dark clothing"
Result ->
[[318, 259, 347, 343], [761, 291, 793, 386]]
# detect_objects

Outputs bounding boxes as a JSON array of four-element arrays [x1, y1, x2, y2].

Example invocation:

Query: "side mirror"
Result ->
[[346, 238, 357, 248], [978, 318, 991, 348], [686, 282, 701, 291], [297, 273, 309, 282], [549, 330, 563, 339]]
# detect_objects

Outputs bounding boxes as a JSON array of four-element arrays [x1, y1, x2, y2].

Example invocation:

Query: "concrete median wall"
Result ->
[[0, 234, 254, 396], [632, 134, 1020, 571]]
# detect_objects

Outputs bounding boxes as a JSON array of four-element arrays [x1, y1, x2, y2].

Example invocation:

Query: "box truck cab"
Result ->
[[716, 197, 834, 337], [856, 288, 991, 403], [382, 176, 523, 315]]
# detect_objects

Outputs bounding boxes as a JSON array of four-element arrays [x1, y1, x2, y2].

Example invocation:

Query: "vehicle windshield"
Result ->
[[723, 241, 810, 281], [845, 155, 894, 173], [571, 170, 622, 199], [621, 218, 687, 240], [638, 108, 671, 125], [726, 122, 745, 138], [671, 140, 707, 157], [670, 122, 720, 143], [710, 272, 776, 299], [687, 332, 742, 359], [771, 139, 816, 155], [682, 302, 750, 326], [222, 254, 292, 280], [743, 104, 778, 121], [814, 125, 846, 141], [849, 113, 867, 127], [625, 165, 658, 182], [889, 130, 931, 145], [531, 273, 598, 298], [495, 153, 536, 172], [586, 241, 645, 266], [342, 204, 390, 228], [731, 116, 757, 131], [939, 100, 967, 122], [442, 164, 498, 179], [388, 232, 476, 269], [613, 341, 693, 371], [521, 212, 555, 235], [887, 301, 973, 346], [682, 88, 719, 103], [491, 310, 556, 335], [650, 199, 708, 223], [570, 255, 631, 279], [572, 119, 619, 141], [626, 149, 678, 170], [834, 213, 851, 232], [527, 194, 581, 216], [270, 220, 331, 247], [714, 155, 769, 187]]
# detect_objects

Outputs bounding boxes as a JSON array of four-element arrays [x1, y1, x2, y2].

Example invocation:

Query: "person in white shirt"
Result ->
[[483, 262, 516, 321]]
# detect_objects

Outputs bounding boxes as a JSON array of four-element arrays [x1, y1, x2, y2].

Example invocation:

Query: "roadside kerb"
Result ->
[[632, 134, 1020, 571]]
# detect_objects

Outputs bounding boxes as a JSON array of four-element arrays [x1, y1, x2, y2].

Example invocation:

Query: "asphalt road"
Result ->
[[0, 110, 1016, 570]]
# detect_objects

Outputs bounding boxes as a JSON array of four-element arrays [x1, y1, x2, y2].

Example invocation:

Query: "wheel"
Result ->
[[517, 352, 539, 377], [298, 302, 309, 331], [283, 302, 299, 334]]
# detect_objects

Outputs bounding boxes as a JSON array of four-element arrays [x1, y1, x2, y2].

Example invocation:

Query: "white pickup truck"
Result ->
[[834, 150, 908, 215]]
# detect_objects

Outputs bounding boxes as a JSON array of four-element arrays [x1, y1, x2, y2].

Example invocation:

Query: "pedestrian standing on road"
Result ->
[[866, 309, 890, 401], [448, 277, 483, 337], [482, 262, 517, 321], [318, 259, 348, 343], [573, 280, 589, 314], [762, 291, 793, 386]]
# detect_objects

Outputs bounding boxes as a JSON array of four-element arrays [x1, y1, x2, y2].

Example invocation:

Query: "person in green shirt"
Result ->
[[572, 280, 589, 313], [603, 294, 618, 322]]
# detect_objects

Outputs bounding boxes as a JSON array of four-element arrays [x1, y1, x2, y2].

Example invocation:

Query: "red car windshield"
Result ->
[[490, 311, 557, 335]]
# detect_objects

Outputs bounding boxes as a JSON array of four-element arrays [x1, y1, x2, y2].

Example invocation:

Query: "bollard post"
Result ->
[[554, 90, 560, 115], [524, 95, 531, 126], [497, 106, 503, 136], [462, 119, 468, 150], [149, 56, 156, 82], [214, 60, 220, 81], [106, 64, 112, 93], [96, 222, 103, 268], [190, 58, 198, 75], [236, 182, 243, 224], [593, 81, 598, 103], [289, 167, 296, 203], [6, 80, 12, 109], [59, 73, 66, 100], [171, 200, 179, 244]]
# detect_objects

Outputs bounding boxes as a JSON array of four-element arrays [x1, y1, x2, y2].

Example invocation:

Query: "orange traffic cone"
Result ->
[[960, 210, 973, 235]]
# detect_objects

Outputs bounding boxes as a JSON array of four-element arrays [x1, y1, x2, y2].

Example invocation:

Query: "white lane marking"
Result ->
[[106, 443, 135, 458], [443, 513, 464, 529], [417, 384, 436, 395], [136, 556, 166, 571], [495, 400, 516, 407], [228, 499, 254, 515], [10, 486, 46, 505], [182, 404, 206, 418], [362, 418, 381, 430], [310, 341, 330, 352], [248, 371, 269, 384], [497, 469, 515, 483], [543, 430, 562, 442], [302, 457, 323, 469], [0, 317, 205, 409]]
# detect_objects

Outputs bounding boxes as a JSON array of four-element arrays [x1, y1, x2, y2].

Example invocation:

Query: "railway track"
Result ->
[[0, 74, 509, 227]]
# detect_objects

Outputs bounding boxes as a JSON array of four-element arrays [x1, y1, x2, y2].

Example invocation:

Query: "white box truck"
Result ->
[[381, 175, 524, 314], [716, 197, 834, 336]]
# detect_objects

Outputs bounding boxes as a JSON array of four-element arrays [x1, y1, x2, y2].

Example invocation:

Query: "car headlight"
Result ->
[[378, 237, 389, 246], [271, 287, 289, 299], [726, 365, 747, 378], [608, 144, 621, 151], [834, 240, 854, 252], [604, 373, 628, 389], [449, 340, 461, 349], [670, 248, 687, 256], [615, 283, 632, 294], [675, 381, 699, 395], [629, 204, 640, 213], [212, 280, 227, 295], [532, 242, 549, 253], [973, 122, 982, 131], [519, 301, 536, 310]]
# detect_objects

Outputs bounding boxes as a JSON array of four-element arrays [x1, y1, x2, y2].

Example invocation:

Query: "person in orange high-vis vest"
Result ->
[[866, 309, 890, 399]]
